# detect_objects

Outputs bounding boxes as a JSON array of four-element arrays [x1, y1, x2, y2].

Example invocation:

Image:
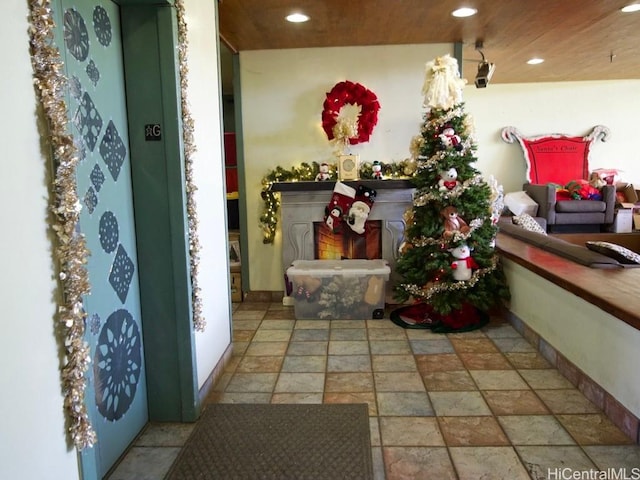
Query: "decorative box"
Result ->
[[286, 259, 390, 320]]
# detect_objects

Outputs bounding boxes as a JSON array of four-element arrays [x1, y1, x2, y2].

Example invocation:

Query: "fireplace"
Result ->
[[314, 221, 382, 260], [271, 180, 415, 295]]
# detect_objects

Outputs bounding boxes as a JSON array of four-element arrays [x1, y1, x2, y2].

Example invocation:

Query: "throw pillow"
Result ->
[[585, 241, 640, 265], [512, 213, 547, 235]]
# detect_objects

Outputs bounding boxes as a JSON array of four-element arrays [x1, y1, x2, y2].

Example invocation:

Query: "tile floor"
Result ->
[[108, 302, 640, 480]]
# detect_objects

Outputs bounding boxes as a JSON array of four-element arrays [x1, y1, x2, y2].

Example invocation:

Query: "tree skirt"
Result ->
[[390, 302, 489, 333]]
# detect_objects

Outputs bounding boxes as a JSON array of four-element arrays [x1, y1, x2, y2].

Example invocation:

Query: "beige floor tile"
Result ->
[[371, 354, 417, 372], [383, 447, 456, 480], [450, 337, 499, 353], [429, 391, 492, 416], [449, 446, 530, 480], [536, 389, 601, 414], [482, 390, 548, 415], [270, 392, 322, 404], [323, 392, 377, 416], [374, 372, 425, 392], [519, 368, 575, 389], [422, 370, 477, 391], [438, 416, 510, 446], [516, 445, 597, 477], [415, 353, 465, 373], [504, 352, 553, 369], [236, 355, 283, 373], [459, 352, 513, 370], [379, 417, 444, 446], [557, 414, 635, 445], [470, 370, 529, 390], [498, 415, 575, 445], [325, 372, 374, 392]]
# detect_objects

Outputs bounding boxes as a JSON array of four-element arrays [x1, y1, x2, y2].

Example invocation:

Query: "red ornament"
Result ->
[[321, 81, 380, 145]]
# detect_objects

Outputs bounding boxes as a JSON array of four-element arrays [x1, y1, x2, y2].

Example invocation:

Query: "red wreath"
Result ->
[[321, 80, 380, 145]]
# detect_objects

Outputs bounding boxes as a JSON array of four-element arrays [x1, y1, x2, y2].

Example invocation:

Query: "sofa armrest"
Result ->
[[523, 183, 556, 225], [602, 184, 615, 224]]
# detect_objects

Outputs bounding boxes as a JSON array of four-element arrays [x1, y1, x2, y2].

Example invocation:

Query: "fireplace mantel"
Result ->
[[272, 180, 415, 295], [270, 179, 415, 192]]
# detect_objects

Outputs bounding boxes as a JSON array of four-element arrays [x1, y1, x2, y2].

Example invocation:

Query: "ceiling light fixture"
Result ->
[[474, 41, 495, 88], [286, 13, 310, 23], [451, 7, 478, 17], [621, 3, 640, 12], [527, 58, 544, 65]]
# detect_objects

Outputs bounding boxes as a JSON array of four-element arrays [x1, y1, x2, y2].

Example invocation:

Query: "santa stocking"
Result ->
[[347, 185, 376, 234], [324, 181, 356, 233]]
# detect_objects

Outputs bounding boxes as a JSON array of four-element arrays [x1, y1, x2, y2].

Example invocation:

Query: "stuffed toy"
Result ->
[[448, 243, 478, 281], [439, 125, 463, 151], [346, 201, 370, 234], [438, 167, 461, 191], [441, 205, 470, 238], [347, 185, 376, 234], [371, 160, 383, 179], [315, 162, 331, 181], [364, 276, 385, 305], [324, 181, 356, 232], [292, 275, 322, 301], [588, 172, 606, 189], [566, 179, 602, 200], [591, 168, 621, 186]]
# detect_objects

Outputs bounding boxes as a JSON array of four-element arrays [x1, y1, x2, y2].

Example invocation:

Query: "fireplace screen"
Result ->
[[313, 221, 382, 260]]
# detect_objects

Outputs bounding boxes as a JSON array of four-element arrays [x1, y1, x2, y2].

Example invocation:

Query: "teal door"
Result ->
[[54, 1, 148, 477]]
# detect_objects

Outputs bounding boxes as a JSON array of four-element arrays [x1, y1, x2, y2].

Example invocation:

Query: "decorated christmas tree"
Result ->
[[392, 54, 510, 332]]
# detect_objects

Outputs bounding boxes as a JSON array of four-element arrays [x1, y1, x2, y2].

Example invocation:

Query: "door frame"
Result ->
[[118, 0, 199, 422]]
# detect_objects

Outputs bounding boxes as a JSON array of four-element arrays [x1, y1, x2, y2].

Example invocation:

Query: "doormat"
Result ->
[[166, 403, 373, 480]]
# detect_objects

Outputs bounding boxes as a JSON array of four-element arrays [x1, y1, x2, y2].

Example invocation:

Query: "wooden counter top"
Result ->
[[496, 232, 640, 331]]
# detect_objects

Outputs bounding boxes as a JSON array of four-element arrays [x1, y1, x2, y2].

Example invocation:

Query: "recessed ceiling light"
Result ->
[[286, 13, 310, 23], [621, 3, 640, 12], [451, 7, 478, 17], [527, 58, 544, 65]]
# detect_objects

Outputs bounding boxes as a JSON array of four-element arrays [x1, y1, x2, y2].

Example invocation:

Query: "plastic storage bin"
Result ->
[[286, 259, 390, 320]]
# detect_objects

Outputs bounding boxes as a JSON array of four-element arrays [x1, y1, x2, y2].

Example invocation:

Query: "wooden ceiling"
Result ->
[[218, 0, 640, 84]]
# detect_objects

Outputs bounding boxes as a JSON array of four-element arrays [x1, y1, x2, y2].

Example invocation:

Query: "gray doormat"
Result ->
[[166, 403, 373, 480]]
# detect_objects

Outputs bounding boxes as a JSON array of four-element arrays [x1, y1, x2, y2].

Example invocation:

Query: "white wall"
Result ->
[[239, 45, 640, 291], [183, 0, 232, 389], [240, 44, 454, 291], [0, 2, 80, 479], [503, 259, 640, 419], [464, 80, 640, 193]]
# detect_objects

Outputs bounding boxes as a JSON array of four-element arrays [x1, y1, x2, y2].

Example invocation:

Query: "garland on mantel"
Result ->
[[260, 160, 415, 244]]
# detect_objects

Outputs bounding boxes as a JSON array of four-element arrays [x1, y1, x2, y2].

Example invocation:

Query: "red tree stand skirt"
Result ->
[[390, 302, 489, 333]]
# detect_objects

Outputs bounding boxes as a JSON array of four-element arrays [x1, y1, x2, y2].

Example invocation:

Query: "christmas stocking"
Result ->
[[347, 185, 377, 234], [324, 181, 356, 233]]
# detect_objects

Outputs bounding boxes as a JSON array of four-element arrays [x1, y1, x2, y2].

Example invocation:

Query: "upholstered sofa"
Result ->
[[523, 183, 616, 233]]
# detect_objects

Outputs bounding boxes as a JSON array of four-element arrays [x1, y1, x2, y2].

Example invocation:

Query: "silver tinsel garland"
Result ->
[[28, 0, 96, 450], [402, 255, 500, 301], [175, 0, 206, 332], [26, 0, 206, 451]]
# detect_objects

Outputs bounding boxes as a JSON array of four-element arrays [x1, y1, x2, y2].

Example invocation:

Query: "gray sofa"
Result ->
[[498, 220, 630, 268], [523, 183, 616, 233]]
